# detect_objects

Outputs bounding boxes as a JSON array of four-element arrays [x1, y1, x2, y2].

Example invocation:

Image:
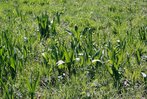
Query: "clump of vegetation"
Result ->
[[0, 0, 147, 98]]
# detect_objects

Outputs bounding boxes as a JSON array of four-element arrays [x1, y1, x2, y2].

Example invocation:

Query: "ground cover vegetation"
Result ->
[[0, 0, 147, 98]]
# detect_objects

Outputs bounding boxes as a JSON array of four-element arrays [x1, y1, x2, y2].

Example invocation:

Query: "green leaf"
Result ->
[[10, 57, 15, 69], [106, 65, 113, 75], [64, 48, 70, 62], [42, 52, 48, 61]]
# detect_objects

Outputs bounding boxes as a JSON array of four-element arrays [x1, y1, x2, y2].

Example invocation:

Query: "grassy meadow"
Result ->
[[0, 0, 147, 98]]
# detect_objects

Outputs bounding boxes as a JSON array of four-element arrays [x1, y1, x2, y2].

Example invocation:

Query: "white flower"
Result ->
[[75, 58, 80, 61], [24, 37, 28, 42], [56, 60, 65, 66], [78, 53, 83, 56], [141, 72, 147, 78], [92, 59, 102, 63], [117, 40, 120, 43]]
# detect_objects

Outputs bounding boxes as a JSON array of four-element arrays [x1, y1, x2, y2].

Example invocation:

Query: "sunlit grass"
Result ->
[[0, 0, 147, 98]]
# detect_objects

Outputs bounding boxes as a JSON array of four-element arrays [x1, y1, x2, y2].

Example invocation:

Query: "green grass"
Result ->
[[0, 0, 147, 98]]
